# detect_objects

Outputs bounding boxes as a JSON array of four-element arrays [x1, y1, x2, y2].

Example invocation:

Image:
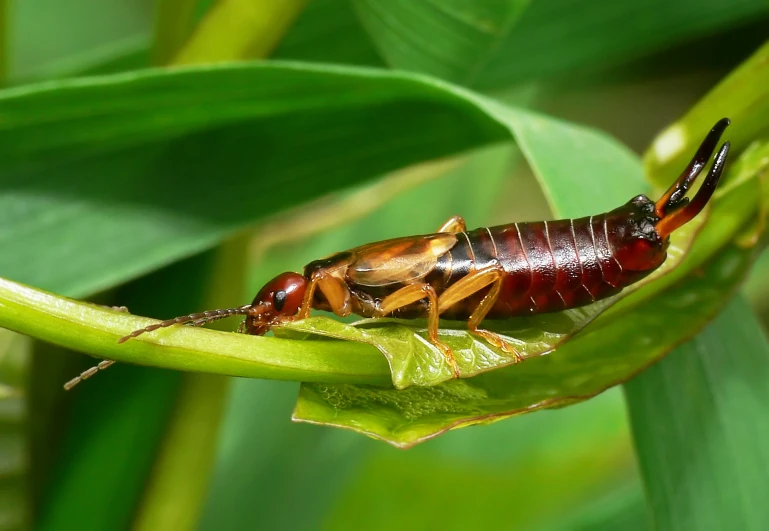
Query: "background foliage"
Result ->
[[1, 0, 768, 529]]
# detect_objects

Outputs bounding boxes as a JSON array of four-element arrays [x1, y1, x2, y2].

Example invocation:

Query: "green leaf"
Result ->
[[36, 366, 179, 531], [323, 390, 640, 531], [152, 0, 199, 66], [0, 62, 763, 447], [274, 0, 384, 67], [354, 0, 529, 84], [290, 107, 768, 443], [0, 274, 391, 383], [132, 374, 230, 531], [293, 240, 757, 447], [624, 296, 769, 531], [0, 62, 677, 391], [174, 0, 309, 64], [475, 0, 769, 89], [36, 251, 239, 531], [198, 144, 523, 527], [0, 63, 627, 297], [8, 0, 153, 82], [199, 380, 369, 530]]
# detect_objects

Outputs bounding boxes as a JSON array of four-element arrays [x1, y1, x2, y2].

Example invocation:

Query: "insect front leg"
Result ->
[[299, 253, 354, 319], [437, 265, 523, 362], [295, 275, 352, 320], [315, 276, 352, 317], [436, 215, 466, 233], [377, 282, 460, 377]]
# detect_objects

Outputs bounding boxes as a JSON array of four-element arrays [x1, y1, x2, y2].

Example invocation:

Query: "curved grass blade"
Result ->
[[0, 276, 390, 386], [0, 63, 638, 298], [625, 296, 769, 531], [354, 0, 530, 84]]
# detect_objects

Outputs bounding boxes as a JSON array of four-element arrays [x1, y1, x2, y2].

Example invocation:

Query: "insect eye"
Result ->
[[273, 290, 287, 312]]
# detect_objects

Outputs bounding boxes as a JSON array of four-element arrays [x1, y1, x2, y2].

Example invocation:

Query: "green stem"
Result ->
[[0, 277, 391, 386], [131, 3, 320, 530], [132, 373, 230, 531], [152, 0, 200, 66], [173, 0, 308, 64]]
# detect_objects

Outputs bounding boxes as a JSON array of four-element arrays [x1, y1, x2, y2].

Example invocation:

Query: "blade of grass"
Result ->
[[174, 0, 308, 64], [200, 142, 520, 528], [35, 366, 180, 531], [130, 246, 244, 531], [8, 0, 153, 82], [131, 373, 230, 531], [152, 0, 199, 65], [0, 63, 641, 297], [199, 380, 370, 530], [37, 250, 238, 530], [624, 296, 769, 531], [132, 5, 312, 529], [476, 0, 769, 89], [354, 0, 530, 84], [0, 276, 391, 384], [273, 0, 384, 67]]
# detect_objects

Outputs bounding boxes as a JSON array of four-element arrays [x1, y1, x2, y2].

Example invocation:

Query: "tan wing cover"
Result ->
[[347, 233, 457, 287]]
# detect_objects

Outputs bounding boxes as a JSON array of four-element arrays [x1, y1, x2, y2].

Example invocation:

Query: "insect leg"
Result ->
[[467, 284, 523, 363], [279, 275, 352, 329], [378, 283, 460, 377], [436, 265, 523, 362], [297, 276, 319, 319], [316, 276, 352, 317], [436, 215, 467, 233], [299, 254, 355, 318]]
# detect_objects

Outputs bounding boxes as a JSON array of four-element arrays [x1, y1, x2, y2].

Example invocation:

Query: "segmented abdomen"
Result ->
[[436, 216, 627, 320]]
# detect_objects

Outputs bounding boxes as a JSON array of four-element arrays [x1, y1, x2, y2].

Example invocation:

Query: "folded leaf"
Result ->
[[293, 241, 758, 447]]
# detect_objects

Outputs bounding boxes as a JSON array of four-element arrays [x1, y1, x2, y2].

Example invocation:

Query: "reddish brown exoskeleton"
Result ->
[[64, 119, 730, 389]]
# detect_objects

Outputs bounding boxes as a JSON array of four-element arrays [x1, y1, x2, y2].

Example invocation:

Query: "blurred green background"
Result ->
[[1, 0, 768, 530]]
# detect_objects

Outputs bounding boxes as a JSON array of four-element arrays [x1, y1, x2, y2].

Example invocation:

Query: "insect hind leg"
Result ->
[[437, 265, 523, 363], [378, 282, 460, 377]]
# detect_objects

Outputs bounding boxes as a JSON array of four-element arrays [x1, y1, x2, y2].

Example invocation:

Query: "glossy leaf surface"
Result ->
[[625, 296, 769, 531], [291, 78, 768, 444], [294, 241, 757, 447], [0, 63, 635, 298], [355, 0, 529, 83]]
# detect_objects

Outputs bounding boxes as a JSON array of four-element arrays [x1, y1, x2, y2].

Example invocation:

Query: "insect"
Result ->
[[64, 119, 730, 389]]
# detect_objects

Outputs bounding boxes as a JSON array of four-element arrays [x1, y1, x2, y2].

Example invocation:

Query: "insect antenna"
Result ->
[[655, 118, 730, 218], [63, 305, 259, 391], [116, 305, 254, 343]]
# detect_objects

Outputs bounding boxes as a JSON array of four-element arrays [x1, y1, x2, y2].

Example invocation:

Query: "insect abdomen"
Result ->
[[439, 217, 629, 319]]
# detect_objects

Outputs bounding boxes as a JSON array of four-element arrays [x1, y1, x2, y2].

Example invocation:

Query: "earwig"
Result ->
[[65, 119, 731, 388]]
